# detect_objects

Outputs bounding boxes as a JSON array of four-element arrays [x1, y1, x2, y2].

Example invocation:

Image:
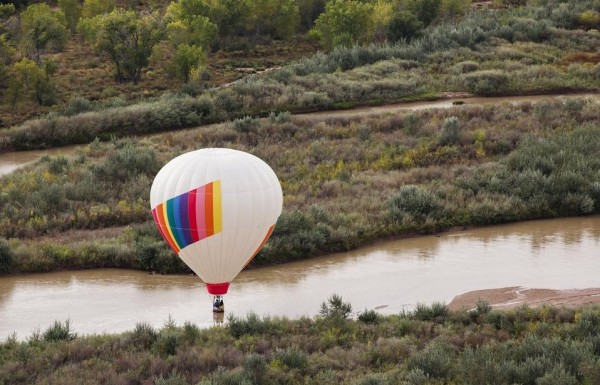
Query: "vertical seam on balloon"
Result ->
[[239, 166, 259, 269], [215, 163, 223, 281], [223, 166, 239, 280], [204, 157, 216, 283]]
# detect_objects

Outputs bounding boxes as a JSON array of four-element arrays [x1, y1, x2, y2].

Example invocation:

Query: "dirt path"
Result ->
[[449, 287, 600, 310]]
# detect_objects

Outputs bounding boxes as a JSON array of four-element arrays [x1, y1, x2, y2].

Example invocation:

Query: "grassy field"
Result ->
[[1, 297, 600, 385]]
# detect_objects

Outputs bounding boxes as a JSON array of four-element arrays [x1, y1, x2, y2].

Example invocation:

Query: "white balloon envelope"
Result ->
[[150, 148, 283, 295]]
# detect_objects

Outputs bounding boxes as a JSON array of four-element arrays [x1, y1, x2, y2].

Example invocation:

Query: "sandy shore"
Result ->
[[449, 287, 600, 310]]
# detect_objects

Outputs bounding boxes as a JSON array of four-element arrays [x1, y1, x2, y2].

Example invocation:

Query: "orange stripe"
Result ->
[[157, 203, 180, 252], [243, 225, 275, 268], [205, 182, 214, 237]]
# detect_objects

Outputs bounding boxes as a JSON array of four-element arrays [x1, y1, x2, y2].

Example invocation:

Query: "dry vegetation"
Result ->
[[1, 297, 600, 385], [1, 97, 599, 274]]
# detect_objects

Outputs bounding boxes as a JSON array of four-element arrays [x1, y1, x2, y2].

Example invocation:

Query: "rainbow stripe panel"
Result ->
[[152, 180, 222, 253]]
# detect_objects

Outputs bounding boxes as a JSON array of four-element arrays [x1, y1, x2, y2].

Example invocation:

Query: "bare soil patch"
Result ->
[[449, 287, 600, 310]]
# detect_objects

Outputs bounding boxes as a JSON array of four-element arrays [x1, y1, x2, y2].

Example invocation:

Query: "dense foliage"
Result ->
[[1, 97, 599, 274], [2, 0, 600, 150], [2, 300, 600, 385]]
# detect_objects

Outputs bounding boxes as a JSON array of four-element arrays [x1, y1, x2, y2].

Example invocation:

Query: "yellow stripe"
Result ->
[[213, 180, 222, 233], [162, 203, 179, 252]]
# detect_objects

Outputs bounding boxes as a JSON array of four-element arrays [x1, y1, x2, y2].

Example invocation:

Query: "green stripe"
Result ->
[[166, 198, 184, 249]]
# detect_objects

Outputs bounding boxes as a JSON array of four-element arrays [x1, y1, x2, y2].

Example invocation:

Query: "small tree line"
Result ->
[[0, 0, 480, 109]]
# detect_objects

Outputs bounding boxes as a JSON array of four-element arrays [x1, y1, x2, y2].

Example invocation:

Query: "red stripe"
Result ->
[[189, 189, 199, 243], [205, 182, 214, 237]]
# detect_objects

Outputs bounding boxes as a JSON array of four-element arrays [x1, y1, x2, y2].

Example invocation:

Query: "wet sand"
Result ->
[[449, 287, 600, 310]]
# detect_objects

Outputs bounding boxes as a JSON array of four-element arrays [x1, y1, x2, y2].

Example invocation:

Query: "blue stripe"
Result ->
[[178, 193, 193, 246]]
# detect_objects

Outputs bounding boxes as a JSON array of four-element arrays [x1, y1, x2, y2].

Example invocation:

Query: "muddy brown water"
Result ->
[[1, 216, 598, 339], [1, 93, 598, 177], [0, 145, 81, 176]]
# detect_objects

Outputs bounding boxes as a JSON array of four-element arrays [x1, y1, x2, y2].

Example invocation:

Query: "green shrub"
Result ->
[[460, 70, 509, 96], [320, 294, 352, 320], [387, 11, 424, 42], [272, 346, 308, 370], [242, 353, 268, 385], [578, 10, 600, 30], [155, 372, 189, 385], [358, 309, 380, 324], [155, 330, 180, 357], [131, 322, 158, 350], [438, 116, 461, 146], [228, 313, 270, 338], [233, 116, 259, 133], [43, 320, 77, 342], [387, 185, 441, 221], [63, 96, 94, 116], [413, 302, 449, 322], [408, 341, 455, 378], [453, 60, 479, 74]]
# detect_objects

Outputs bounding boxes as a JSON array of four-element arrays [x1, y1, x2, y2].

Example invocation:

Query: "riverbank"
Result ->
[[2, 298, 600, 385], [450, 287, 600, 311]]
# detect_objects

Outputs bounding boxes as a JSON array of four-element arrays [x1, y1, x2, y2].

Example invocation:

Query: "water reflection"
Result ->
[[0, 215, 598, 340]]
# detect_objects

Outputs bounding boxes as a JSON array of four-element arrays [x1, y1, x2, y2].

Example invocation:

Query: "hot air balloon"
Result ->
[[150, 148, 283, 312]]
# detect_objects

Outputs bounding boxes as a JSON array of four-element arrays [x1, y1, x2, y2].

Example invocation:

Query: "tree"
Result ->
[[313, 0, 374, 49], [387, 10, 423, 42], [166, 16, 217, 50], [20, 3, 68, 64], [211, 0, 250, 37], [407, 0, 442, 26], [81, 0, 114, 18], [272, 0, 301, 39], [170, 43, 205, 82], [0, 33, 15, 87], [165, 0, 249, 42], [0, 0, 27, 10], [58, 0, 81, 34], [297, 0, 325, 32], [245, 0, 300, 38], [0, 3, 15, 19], [7, 57, 54, 107], [88, 9, 166, 83], [165, 0, 219, 48]]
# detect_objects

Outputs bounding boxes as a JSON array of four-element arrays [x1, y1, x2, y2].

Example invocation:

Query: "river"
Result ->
[[1, 215, 598, 340]]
